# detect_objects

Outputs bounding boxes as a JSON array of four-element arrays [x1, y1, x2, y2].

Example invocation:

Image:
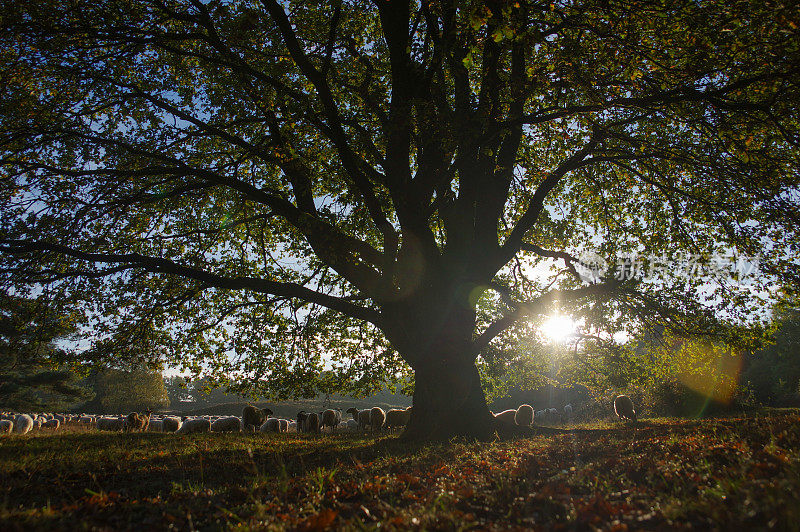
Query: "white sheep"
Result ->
[[563, 404, 573, 422], [176, 418, 212, 434], [211, 416, 243, 432], [43, 419, 61, 429], [384, 407, 412, 431], [369, 407, 386, 432], [148, 419, 164, 432], [340, 419, 358, 431], [345, 407, 370, 430], [287, 421, 297, 432], [548, 408, 560, 424], [535, 410, 545, 423], [0, 419, 13, 433], [13, 414, 33, 434], [515, 404, 534, 426], [260, 418, 280, 433], [162, 417, 182, 432], [97, 417, 125, 431], [278, 419, 289, 433]]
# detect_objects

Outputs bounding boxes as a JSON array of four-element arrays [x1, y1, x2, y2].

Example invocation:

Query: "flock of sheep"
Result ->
[[493, 403, 575, 426], [0, 405, 415, 436], [493, 395, 637, 427], [1, 395, 638, 436], [0, 412, 62, 434]]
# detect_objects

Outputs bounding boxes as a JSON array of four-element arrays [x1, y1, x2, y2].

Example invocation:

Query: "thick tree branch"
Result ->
[[263, 0, 398, 252], [0, 239, 382, 327]]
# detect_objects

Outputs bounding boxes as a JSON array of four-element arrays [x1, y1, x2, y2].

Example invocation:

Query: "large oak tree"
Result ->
[[1, 0, 798, 438]]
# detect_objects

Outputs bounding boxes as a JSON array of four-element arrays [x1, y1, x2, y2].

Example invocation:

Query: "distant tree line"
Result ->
[[1, 293, 169, 413], [741, 308, 800, 407], [164, 374, 412, 412], [0, 293, 88, 411], [80, 368, 169, 414]]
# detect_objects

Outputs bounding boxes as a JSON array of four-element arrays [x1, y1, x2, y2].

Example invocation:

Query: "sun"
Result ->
[[541, 315, 577, 343]]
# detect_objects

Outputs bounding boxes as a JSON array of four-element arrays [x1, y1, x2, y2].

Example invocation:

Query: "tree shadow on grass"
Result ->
[[0, 419, 720, 514], [3, 415, 797, 530]]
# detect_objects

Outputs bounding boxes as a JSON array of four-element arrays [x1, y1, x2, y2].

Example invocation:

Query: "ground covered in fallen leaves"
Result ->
[[1, 412, 799, 530]]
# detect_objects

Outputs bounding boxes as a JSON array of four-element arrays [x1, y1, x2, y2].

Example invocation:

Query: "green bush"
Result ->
[[640, 378, 753, 418]]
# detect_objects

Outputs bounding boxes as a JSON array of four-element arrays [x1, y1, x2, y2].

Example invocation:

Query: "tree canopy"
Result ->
[[1, 0, 798, 438]]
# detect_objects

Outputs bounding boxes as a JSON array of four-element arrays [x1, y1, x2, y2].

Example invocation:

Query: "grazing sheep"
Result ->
[[242, 406, 273, 432], [79, 415, 94, 424], [162, 416, 182, 433], [296, 411, 309, 433], [340, 418, 358, 431], [42, 419, 61, 429], [97, 417, 125, 431], [345, 407, 372, 430], [369, 407, 386, 432], [321, 409, 342, 431], [304, 412, 321, 434], [32, 419, 42, 430], [125, 410, 152, 432], [288, 421, 297, 432], [13, 414, 33, 434], [278, 419, 289, 433], [357, 409, 371, 429], [515, 404, 534, 427], [614, 395, 637, 422], [260, 418, 280, 433], [493, 409, 517, 425], [211, 416, 243, 432], [0, 419, 13, 433], [547, 408, 560, 424], [148, 419, 164, 432], [385, 407, 412, 431], [563, 404, 573, 422], [535, 410, 545, 423], [176, 418, 212, 434]]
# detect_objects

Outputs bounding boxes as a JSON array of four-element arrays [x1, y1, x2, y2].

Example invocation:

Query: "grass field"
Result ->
[[1, 412, 799, 531]]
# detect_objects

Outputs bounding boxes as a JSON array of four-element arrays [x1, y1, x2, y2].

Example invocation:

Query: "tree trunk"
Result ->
[[401, 354, 495, 441], [384, 270, 504, 441]]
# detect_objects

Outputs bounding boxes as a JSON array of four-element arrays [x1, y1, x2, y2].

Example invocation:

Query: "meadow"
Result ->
[[1, 412, 799, 531]]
